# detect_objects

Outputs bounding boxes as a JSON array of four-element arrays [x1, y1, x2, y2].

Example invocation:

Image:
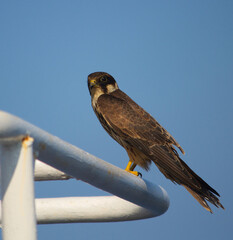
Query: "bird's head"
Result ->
[[87, 72, 119, 98]]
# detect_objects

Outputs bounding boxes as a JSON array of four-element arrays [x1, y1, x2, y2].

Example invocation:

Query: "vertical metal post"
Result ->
[[0, 137, 37, 240]]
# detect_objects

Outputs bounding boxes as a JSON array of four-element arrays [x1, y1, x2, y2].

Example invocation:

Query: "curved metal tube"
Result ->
[[0, 110, 169, 222]]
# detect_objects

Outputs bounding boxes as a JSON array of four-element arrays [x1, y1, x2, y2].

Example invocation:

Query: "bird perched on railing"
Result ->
[[87, 71, 224, 213]]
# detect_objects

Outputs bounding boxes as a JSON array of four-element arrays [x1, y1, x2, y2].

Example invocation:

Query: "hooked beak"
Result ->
[[89, 79, 97, 89]]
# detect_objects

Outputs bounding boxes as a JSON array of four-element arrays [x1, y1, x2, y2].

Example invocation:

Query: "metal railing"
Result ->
[[0, 110, 169, 240]]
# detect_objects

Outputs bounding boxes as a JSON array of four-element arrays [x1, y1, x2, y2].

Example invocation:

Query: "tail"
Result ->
[[183, 185, 224, 213], [150, 144, 224, 213], [179, 159, 224, 213]]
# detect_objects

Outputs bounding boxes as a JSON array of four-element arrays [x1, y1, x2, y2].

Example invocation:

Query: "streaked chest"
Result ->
[[93, 106, 126, 147]]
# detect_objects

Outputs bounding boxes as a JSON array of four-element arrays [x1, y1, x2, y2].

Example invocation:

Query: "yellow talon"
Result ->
[[125, 160, 141, 177], [126, 170, 141, 176]]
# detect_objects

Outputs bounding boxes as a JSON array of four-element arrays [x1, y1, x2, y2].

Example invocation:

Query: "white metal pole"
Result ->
[[0, 196, 159, 224], [36, 196, 157, 224], [0, 137, 37, 240], [34, 160, 73, 181], [33, 196, 160, 223]]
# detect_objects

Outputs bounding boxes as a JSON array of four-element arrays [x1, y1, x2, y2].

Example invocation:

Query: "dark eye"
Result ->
[[100, 76, 108, 82]]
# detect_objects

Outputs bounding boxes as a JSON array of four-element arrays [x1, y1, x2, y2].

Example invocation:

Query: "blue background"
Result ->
[[0, 1, 232, 239]]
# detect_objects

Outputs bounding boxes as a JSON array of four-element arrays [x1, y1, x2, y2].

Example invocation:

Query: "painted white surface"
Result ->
[[34, 160, 73, 181], [0, 137, 37, 239], [0, 110, 169, 226]]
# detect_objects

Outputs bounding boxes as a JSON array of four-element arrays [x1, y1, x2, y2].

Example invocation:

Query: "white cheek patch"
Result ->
[[91, 88, 104, 108], [106, 83, 118, 93], [91, 83, 119, 108]]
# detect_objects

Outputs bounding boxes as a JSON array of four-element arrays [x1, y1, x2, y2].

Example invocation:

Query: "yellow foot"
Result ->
[[125, 170, 142, 177], [125, 160, 142, 177]]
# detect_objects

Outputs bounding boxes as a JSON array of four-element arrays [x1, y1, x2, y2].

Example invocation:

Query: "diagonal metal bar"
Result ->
[[34, 160, 73, 181]]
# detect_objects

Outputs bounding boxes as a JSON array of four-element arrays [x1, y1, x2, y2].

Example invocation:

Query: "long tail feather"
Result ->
[[150, 145, 224, 212]]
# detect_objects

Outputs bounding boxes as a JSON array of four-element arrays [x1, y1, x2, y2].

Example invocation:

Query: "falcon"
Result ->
[[87, 71, 224, 213]]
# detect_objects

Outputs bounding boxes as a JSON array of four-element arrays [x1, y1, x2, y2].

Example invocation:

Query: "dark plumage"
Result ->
[[87, 71, 224, 213]]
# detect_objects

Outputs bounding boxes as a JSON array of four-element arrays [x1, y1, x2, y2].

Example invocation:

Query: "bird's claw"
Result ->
[[138, 172, 142, 178], [126, 170, 142, 177]]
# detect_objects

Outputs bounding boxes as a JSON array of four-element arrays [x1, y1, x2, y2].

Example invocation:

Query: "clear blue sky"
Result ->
[[0, 1, 232, 239]]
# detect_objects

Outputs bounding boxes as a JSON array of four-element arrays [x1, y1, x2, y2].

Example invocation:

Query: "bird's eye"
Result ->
[[100, 76, 108, 82]]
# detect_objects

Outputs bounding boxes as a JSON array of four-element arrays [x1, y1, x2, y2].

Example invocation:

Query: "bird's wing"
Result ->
[[97, 92, 217, 192], [97, 90, 184, 153], [97, 92, 222, 207]]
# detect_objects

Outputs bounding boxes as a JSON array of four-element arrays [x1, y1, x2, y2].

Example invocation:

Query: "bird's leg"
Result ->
[[125, 160, 141, 176], [130, 163, 137, 171]]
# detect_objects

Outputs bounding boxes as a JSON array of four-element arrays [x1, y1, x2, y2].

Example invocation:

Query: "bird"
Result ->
[[87, 71, 224, 213]]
